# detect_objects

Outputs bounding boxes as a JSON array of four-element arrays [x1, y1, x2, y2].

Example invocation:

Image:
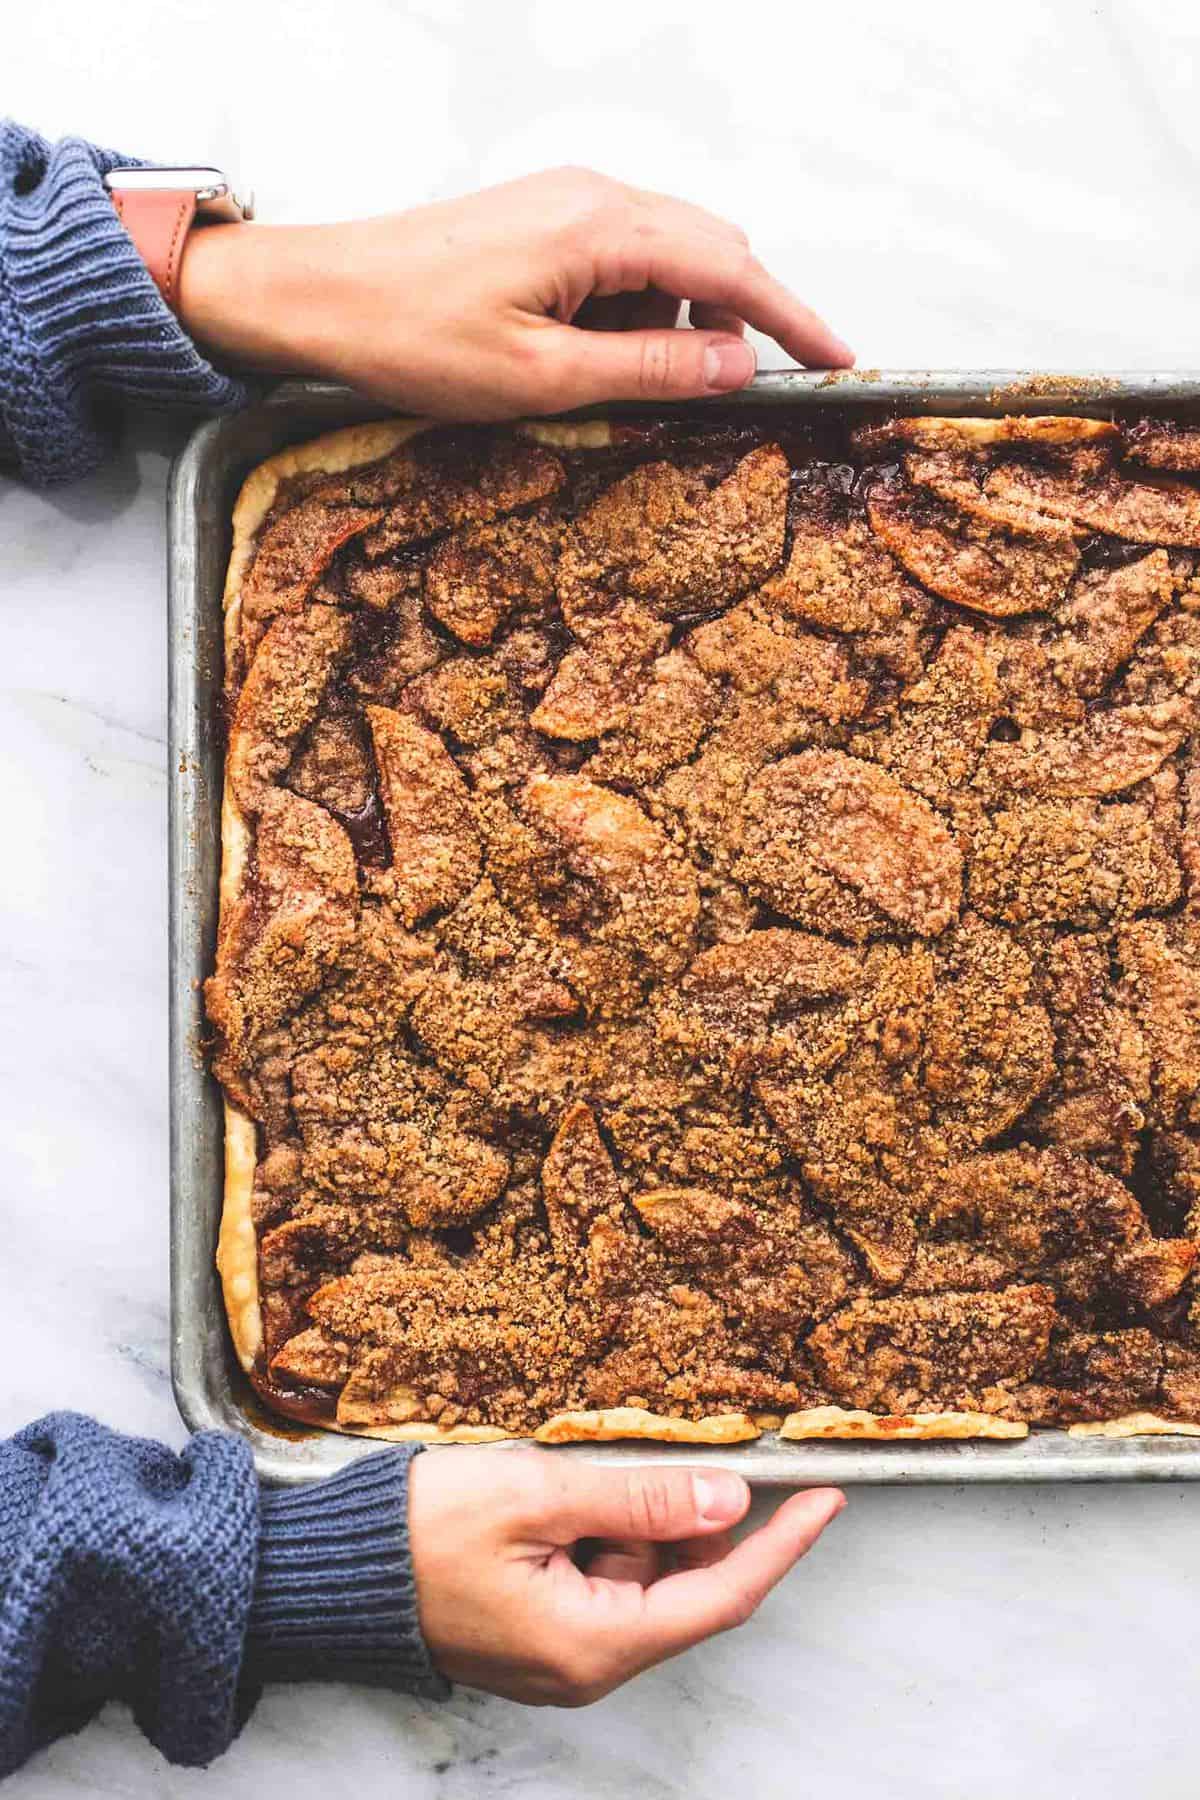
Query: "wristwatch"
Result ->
[[103, 166, 255, 316]]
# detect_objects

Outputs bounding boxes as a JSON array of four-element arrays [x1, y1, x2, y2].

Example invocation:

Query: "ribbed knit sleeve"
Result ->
[[0, 1416, 445, 1778], [0, 119, 245, 486], [247, 1447, 448, 1698]]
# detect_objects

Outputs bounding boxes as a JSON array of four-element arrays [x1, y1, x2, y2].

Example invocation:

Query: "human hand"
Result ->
[[408, 1446, 844, 1706], [177, 166, 853, 418]]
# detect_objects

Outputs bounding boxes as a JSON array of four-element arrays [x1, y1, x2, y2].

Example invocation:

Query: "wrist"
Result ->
[[177, 221, 326, 373]]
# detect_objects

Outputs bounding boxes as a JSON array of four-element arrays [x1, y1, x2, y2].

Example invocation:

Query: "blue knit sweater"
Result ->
[[0, 118, 246, 482], [0, 122, 446, 1776]]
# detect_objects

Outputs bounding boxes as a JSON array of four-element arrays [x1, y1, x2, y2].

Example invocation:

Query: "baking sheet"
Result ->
[[169, 371, 1200, 1484]]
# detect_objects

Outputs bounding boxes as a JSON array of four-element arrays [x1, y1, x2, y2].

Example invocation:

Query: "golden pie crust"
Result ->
[[535, 1407, 761, 1445], [1067, 1413, 1200, 1439], [779, 1406, 1028, 1441], [207, 410, 1200, 1445]]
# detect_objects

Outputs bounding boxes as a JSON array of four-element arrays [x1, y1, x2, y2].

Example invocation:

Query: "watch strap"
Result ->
[[109, 186, 198, 314]]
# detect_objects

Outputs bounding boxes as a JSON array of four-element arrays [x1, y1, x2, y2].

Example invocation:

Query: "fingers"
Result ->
[[537, 1486, 845, 1704], [668, 1529, 734, 1574], [611, 191, 754, 344], [632, 1487, 845, 1665], [584, 1531, 732, 1583], [536, 1460, 752, 1546], [538, 322, 757, 408], [575, 288, 681, 333], [583, 1538, 662, 1585], [629, 187, 750, 248], [689, 301, 746, 337], [594, 226, 852, 369]]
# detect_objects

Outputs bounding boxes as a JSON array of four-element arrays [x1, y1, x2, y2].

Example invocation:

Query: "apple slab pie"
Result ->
[[205, 410, 1200, 1445]]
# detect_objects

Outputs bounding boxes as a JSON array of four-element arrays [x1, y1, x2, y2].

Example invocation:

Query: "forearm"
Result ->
[[0, 120, 245, 486], [0, 1414, 443, 1778]]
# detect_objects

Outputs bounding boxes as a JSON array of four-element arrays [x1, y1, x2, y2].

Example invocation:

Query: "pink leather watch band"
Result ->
[[110, 186, 199, 315]]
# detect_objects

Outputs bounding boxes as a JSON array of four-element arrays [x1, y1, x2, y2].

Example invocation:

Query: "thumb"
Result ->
[[540, 325, 756, 409], [626, 1487, 846, 1667], [540, 1461, 751, 1546]]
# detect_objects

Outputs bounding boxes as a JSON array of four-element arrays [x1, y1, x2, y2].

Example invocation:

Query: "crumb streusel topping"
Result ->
[[206, 413, 1200, 1435]]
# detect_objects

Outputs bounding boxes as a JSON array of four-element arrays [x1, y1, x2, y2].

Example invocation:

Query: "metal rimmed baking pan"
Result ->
[[169, 371, 1200, 1484]]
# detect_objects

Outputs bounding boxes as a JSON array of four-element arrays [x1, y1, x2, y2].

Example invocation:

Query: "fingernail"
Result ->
[[692, 1471, 749, 1523], [702, 337, 756, 393]]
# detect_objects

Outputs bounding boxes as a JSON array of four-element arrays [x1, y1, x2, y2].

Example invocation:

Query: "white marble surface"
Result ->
[[5, 0, 1200, 1792]]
